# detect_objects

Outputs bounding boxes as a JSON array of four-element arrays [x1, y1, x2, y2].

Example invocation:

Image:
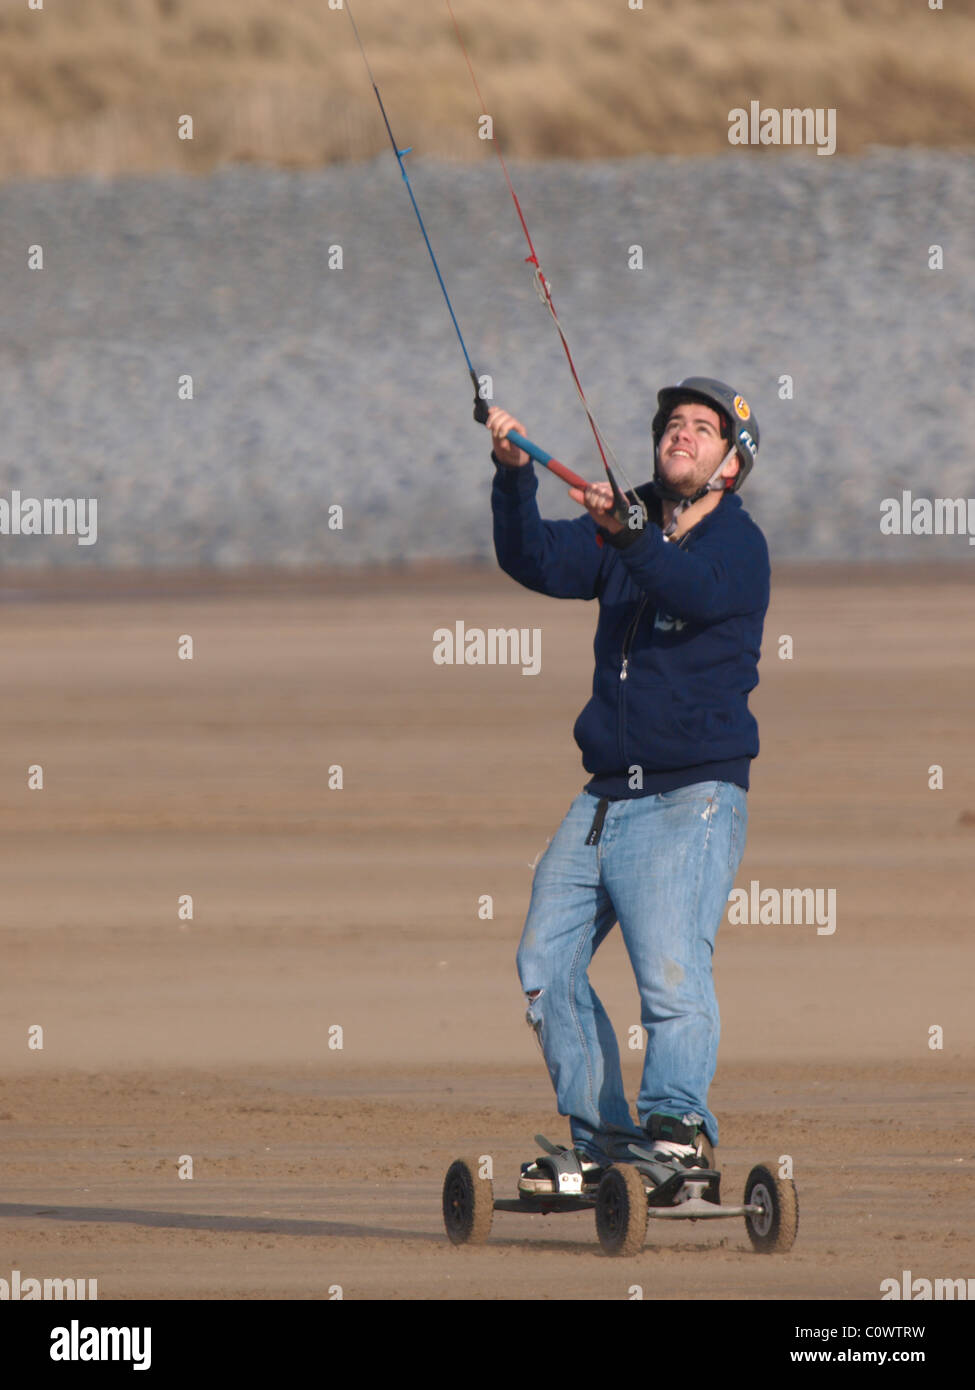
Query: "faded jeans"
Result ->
[[516, 782, 747, 1156]]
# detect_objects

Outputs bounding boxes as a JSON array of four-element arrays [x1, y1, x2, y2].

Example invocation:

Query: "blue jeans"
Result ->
[[516, 782, 747, 1155]]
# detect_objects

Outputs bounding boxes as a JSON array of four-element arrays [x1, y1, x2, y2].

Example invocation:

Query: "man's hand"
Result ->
[[486, 406, 529, 466], [487, 410, 625, 534], [569, 480, 624, 534]]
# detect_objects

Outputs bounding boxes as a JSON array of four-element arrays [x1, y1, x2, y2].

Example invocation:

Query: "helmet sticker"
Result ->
[[733, 395, 751, 420], [739, 429, 758, 458]]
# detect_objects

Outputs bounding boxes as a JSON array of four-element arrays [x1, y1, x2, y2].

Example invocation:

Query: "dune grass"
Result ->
[[0, 0, 972, 181]]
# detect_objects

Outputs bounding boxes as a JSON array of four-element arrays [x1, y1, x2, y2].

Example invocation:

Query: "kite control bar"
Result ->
[[503, 429, 588, 492]]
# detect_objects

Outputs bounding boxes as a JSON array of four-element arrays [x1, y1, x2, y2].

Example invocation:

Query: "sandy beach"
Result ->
[[1, 564, 972, 1299]]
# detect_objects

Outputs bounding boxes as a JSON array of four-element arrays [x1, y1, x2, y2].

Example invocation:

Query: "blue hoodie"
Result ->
[[491, 459, 771, 796]]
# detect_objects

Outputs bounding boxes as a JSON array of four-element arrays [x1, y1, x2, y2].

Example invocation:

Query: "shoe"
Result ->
[[624, 1113, 713, 1187], [518, 1141, 606, 1195], [646, 1113, 706, 1147], [625, 1137, 709, 1187]]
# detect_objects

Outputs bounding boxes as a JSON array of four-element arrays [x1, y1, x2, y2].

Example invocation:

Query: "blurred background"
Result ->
[[1, 0, 973, 572]]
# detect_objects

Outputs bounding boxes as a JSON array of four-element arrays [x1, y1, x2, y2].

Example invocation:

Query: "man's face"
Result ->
[[657, 402, 739, 495]]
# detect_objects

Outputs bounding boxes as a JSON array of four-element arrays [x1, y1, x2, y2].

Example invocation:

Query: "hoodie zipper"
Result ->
[[617, 597, 647, 764], [617, 531, 691, 763], [619, 598, 648, 683], [620, 531, 691, 681]]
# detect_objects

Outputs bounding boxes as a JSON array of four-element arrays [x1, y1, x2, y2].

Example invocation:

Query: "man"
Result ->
[[487, 378, 770, 1191]]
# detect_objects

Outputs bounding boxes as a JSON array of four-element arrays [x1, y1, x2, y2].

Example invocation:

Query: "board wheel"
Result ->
[[442, 1157, 494, 1246], [743, 1162, 799, 1253], [595, 1163, 648, 1257]]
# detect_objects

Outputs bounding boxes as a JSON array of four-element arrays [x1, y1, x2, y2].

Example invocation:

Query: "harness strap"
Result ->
[[586, 797, 611, 846]]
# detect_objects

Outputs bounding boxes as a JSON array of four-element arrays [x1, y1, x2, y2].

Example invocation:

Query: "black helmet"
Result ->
[[651, 376, 759, 493]]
